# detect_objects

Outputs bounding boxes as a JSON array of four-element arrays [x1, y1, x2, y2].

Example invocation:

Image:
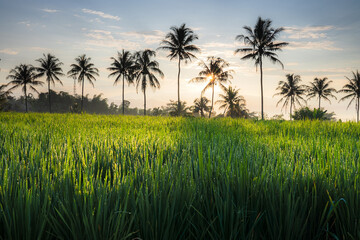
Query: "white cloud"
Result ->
[[121, 30, 164, 44], [85, 30, 139, 50], [201, 42, 234, 48], [41, 8, 59, 13], [18, 21, 30, 27], [287, 41, 342, 51], [284, 25, 335, 39], [0, 48, 18, 55], [82, 9, 120, 21]]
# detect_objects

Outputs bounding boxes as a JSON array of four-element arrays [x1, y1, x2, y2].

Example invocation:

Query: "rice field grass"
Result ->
[[0, 112, 359, 239]]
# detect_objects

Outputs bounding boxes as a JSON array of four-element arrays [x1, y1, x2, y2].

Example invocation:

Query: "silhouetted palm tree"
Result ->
[[134, 49, 164, 115], [307, 77, 337, 109], [36, 53, 64, 113], [192, 96, 210, 117], [6, 64, 43, 112], [235, 17, 288, 120], [166, 100, 190, 116], [339, 70, 360, 122], [108, 50, 135, 114], [274, 74, 307, 120], [158, 23, 200, 112], [67, 55, 99, 112], [0, 84, 11, 111], [216, 85, 248, 118], [191, 57, 233, 118]]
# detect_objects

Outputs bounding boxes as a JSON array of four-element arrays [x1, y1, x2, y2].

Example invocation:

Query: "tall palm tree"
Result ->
[[235, 17, 288, 120], [192, 96, 210, 117], [274, 74, 307, 120], [0, 84, 11, 111], [36, 53, 64, 113], [307, 77, 337, 109], [108, 50, 135, 114], [339, 70, 360, 122], [67, 54, 99, 112], [191, 57, 233, 118], [158, 23, 200, 112], [6, 64, 43, 112], [216, 85, 248, 118], [133, 49, 164, 115]]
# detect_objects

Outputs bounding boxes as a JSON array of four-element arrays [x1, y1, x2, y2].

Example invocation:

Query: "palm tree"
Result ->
[[158, 23, 200, 112], [216, 85, 248, 118], [166, 100, 190, 116], [36, 53, 64, 113], [307, 77, 337, 109], [191, 57, 233, 118], [235, 17, 288, 120], [108, 50, 135, 115], [192, 97, 210, 117], [0, 84, 11, 111], [6, 64, 43, 112], [133, 49, 164, 115], [339, 71, 360, 122], [67, 54, 99, 112], [274, 74, 307, 120]]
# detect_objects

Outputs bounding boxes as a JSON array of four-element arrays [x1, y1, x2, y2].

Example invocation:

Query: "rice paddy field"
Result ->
[[0, 113, 359, 239]]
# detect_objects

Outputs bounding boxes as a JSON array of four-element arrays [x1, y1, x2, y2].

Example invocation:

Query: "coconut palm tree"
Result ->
[[191, 57, 233, 118], [216, 85, 248, 118], [0, 84, 11, 111], [192, 96, 210, 117], [108, 50, 135, 114], [166, 100, 190, 116], [274, 74, 307, 120], [158, 23, 200, 112], [339, 70, 360, 122], [133, 49, 164, 115], [36, 53, 64, 113], [235, 17, 288, 120], [67, 54, 99, 112], [6, 64, 43, 112], [307, 77, 337, 109]]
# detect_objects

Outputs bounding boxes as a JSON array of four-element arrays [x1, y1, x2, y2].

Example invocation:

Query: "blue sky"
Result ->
[[1, 0, 360, 119]]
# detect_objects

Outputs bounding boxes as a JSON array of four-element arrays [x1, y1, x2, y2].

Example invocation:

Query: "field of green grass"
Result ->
[[0, 113, 359, 239]]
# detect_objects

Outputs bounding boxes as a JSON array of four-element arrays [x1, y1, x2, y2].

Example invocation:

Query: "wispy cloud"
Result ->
[[82, 9, 120, 21], [284, 25, 335, 39], [41, 8, 59, 13], [85, 29, 139, 50], [0, 48, 18, 55], [287, 41, 342, 51], [120, 30, 164, 44], [18, 21, 31, 27]]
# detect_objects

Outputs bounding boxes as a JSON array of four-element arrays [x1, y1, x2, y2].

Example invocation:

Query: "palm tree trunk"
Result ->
[[81, 78, 84, 112], [48, 80, 52, 113], [177, 57, 181, 112], [24, 84, 28, 113], [260, 57, 264, 120], [122, 75, 125, 115], [290, 96, 293, 120], [318, 96, 321, 110], [209, 83, 214, 118], [144, 90, 146, 116]]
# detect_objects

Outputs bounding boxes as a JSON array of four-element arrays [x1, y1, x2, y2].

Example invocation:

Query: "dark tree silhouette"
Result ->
[[307, 77, 337, 109], [6, 64, 43, 112], [158, 23, 200, 113], [192, 97, 210, 117], [108, 50, 135, 115], [134, 50, 164, 115], [274, 74, 307, 120], [191, 57, 233, 118], [0, 84, 12, 111], [235, 17, 288, 120], [339, 70, 360, 122], [216, 85, 248, 118], [36, 53, 64, 113], [67, 55, 99, 112], [166, 100, 190, 116]]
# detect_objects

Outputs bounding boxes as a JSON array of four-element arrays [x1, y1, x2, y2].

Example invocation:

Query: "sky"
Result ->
[[1, 0, 360, 120]]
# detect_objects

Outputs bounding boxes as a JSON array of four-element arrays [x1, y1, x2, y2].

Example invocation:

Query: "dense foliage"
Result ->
[[0, 113, 359, 239]]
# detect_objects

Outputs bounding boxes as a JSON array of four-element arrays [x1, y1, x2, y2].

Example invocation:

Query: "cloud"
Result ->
[[287, 41, 342, 51], [284, 25, 335, 39], [41, 8, 59, 13], [82, 9, 120, 21], [121, 30, 164, 44], [201, 42, 234, 48], [85, 29, 139, 50], [18, 21, 31, 27], [0, 48, 18, 55]]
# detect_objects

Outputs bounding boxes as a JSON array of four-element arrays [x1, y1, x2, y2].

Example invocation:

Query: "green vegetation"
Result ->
[[0, 113, 359, 239]]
